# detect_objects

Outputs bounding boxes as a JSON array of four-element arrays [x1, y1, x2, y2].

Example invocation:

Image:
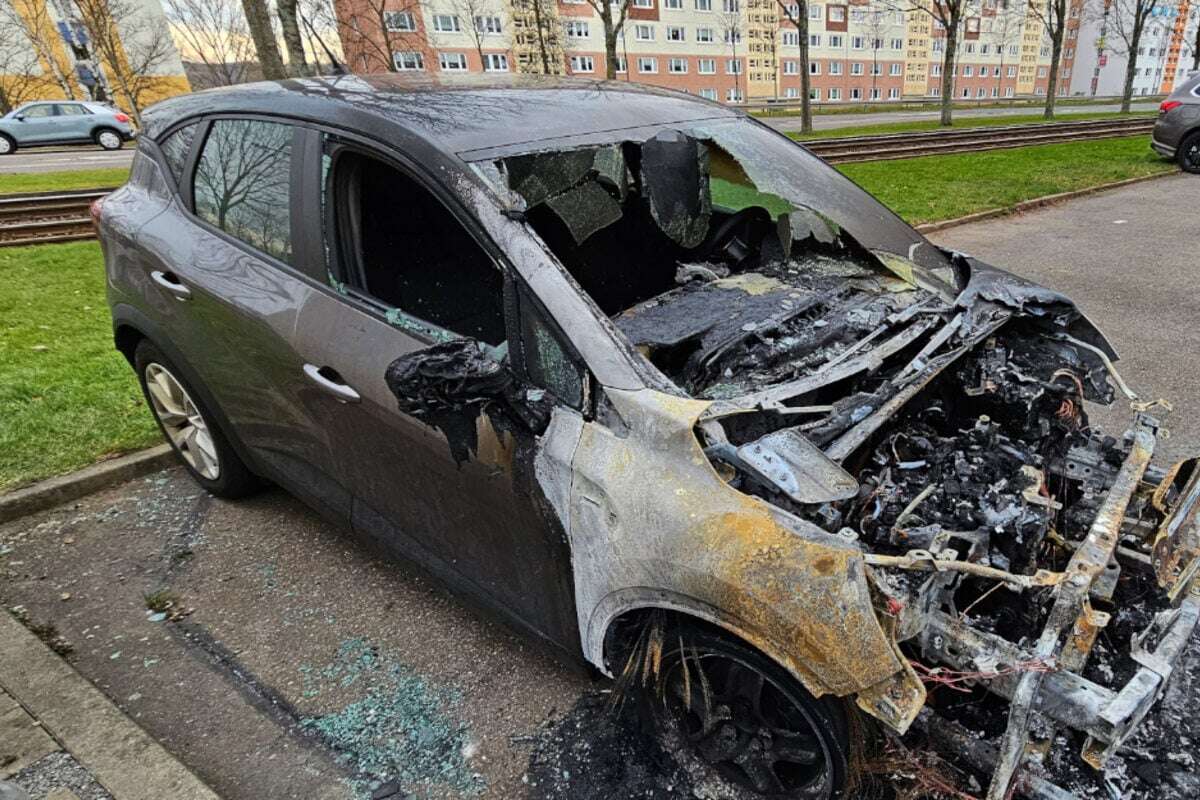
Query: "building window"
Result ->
[[664, 0, 683, 8], [782, 30, 799, 46], [979, 66, 988, 77], [930, 86, 940, 96], [635, 23, 654, 40], [870, 62, 881, 75], [696, 27, 714, 42], [432, 14, 461, 32], [484, 53, 508, 71], [570, 55, 595, 72], [828, 87, 841, 100], [828, 5, 844, 22], [930, 63, 941, 76], [1007, 65, 1016, 77], [890, 37, 903, 50], [667, 25, 686, 41], [722, 0, 739, 11], [785, 87, 799, 98], [962, 65, 973, 77], [964, 42, 975, 54], [615, 56, 627, 72], [698, 57, 716, 73], [869, 87, 880, 99], [726, 87, 744, 102], [809, 34, 820, 46], [850, 87, 861, 99], [726, 58, 742, 74], [384, 11, 415, 31], [889, 63, 901, 76], [393, 51, 424, 70], [809, 3, 822, 19], [828, 60, 841, 75], [851, 35, 865, 49], [810, 60, 821, 75], [699, 88, 718, 100], [724, 29, 741, 44], [439, 52, 468, 71], [1037, 66, 1046, 78], [977, 87, 986, 97], [695, 0, 712, 9], [669, 57, 688, 73], [961, 87, 970, 97], [633, 0, 653, 7], [932, 38, 943, 52], [475, 15, 502, 34], [828, 34, 842, 47], [637, 56, 658, 73], [850, 62, 863, 75], [980, 43, 990, 55], [888, 87, 900, 99], [783, 59, 798, 74], [565, 20, 590, 38]]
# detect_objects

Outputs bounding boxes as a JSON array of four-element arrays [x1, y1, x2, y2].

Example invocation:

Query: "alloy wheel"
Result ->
[[98, 130, 121, 150], [660, 651, 836, 798], [144, 363, 220, 480], [0, 138, 11, 155]]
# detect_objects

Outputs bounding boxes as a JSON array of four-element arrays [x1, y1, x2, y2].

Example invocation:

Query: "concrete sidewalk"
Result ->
[[0, 610, 219, 800]]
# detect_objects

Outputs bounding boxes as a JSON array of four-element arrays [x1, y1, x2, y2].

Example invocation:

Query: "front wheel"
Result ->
[[134, 340, 259, 498], [640, 625, 851, 799], [95, 128, 123, 150], [1179, 131, 1200, 175]]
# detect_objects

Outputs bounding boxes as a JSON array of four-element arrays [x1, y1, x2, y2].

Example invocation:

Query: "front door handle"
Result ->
[[303, 364, 361, 404], [150, 270, 191, 300]]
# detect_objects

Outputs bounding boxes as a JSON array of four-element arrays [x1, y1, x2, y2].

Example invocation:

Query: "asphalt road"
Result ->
[[0, 173, 1196, 799], [0, 145, 134, 174], [761, 99, 1162, 132]]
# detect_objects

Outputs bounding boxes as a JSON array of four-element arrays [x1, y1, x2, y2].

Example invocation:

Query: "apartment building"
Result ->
[[1070, 0, 1198, 97], [334, 0, 1080, 103]]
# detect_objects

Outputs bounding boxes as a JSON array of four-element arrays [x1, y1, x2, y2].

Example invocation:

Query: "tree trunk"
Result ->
[[940, 18, 959, 126], [602, 6, 619, 78], [798, 4, 811, 133], [1044, 35, 1062, 119], [276, 0, 310, 76], [1121, 41, 1138, 113], [241, 0, 286, 80], [1193, 21, 1199, 71], [531, 0, 551, 73]]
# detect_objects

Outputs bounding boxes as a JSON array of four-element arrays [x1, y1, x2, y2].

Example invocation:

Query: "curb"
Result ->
[[914, 170, 1180, 234], [0, 445, 175, 525], [0, 611, 220, 800]]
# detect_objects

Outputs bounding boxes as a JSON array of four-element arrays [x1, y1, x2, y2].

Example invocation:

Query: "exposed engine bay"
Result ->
[[478, 127, 1200, 798]]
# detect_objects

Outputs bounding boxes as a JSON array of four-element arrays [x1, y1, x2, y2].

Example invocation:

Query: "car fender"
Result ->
[[537, 387, 926, 732]]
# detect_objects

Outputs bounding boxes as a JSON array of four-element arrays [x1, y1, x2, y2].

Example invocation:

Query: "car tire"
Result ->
[[134, 340, 260, 499], [1178, 131, 1200, 175], [95, 127, 123, 151], [635, 621, 852, 799], [0, 134, 15, 155]]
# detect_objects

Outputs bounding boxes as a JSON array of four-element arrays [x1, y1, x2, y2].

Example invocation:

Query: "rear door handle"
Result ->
[[303, 364, 361, 404], [150, 270, 191, 300]]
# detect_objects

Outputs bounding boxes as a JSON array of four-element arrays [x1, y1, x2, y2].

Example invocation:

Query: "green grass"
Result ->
[[839, 134, 1174, 226], [753, 94, 1164, 118], [791, 110, 1155, 141], [0, 167, 130, 195], [0, 241, 158, 491]]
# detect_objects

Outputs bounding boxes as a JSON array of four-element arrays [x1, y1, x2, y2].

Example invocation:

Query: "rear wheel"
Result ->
[[134, 340, 258, 498], [1179, 131, 1200, 174], [95, 128, 123, 150], [0, 134, 15, 155], [639, 624, 851, 799]]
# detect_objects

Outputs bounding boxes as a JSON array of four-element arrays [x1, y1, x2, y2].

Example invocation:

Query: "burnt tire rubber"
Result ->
[[134, 340, 259, 499], [1179, 131, 1200, 174], [641, 624, 851, 799], [95, 127, 123, 150], [0, 134, 15, 155]]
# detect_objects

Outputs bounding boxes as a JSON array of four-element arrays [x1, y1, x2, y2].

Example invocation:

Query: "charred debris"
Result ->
[[398, 129, 1196, 797]]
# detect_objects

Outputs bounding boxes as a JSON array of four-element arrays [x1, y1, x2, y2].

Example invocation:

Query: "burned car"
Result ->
[[99, 75, 1199, 799]]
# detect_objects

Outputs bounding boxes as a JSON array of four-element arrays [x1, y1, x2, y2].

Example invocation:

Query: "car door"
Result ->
[[11, 103, 59, 143], [287, 129, 582, 651], [53, 103, 91, 140], [133, 116, 352, 524]]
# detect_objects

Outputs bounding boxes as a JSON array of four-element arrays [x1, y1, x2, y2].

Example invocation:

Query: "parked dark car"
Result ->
[[98, 75, 1200, 800], [0, 100, 136, 154], [1152, 71, 1200, 173]]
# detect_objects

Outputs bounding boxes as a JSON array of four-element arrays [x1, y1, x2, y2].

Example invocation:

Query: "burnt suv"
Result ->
[[99, 75, 1200, 800]]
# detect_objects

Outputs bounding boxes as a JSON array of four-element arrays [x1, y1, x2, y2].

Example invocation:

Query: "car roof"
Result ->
[[140, 73, 742, 154]]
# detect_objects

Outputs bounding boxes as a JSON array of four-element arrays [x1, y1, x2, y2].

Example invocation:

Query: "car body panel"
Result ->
[[1152, 71, 1200, 156]]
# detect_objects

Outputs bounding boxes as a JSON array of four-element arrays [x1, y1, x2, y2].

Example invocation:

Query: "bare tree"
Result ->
[[72, 0, 179, 122], [0, 24, 44, 113], [0, 0, 79, 99], [993, 0, 1022, 99], [721, 1, 744, 103], [775, 0, 813, 133], [1026, 0, 1068, 118], [1192, 12, 1199, 72], [510, 0, 562, 74], [164, 0, 255, 86], [241, 0, 286, 78], [445, 0, 498, 69], [277, 0, 312, 74], [1092, 0, 1160, 112], [299, 0, 344, 71], [862, 0, 891, 100], [582, 0, 630, 78], [336, 0, 428, 72], [885, 0, 978, 125]]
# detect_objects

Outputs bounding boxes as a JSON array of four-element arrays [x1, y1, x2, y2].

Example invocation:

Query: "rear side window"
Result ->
[[55, 104, 88, 116], [159, 123, 198, 185], [193, 119, 293, 264]]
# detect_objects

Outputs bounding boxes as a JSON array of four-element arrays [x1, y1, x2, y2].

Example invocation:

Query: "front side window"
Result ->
[[20, 104, 54, 118], [323, 139, 505, 346], [193, 118, 293, 264]]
